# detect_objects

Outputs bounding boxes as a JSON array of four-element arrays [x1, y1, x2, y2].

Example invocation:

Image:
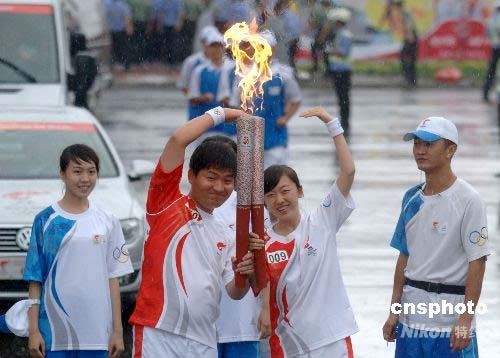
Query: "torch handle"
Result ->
[[235, 205, 251, 288], [251, 204, 268, 290]]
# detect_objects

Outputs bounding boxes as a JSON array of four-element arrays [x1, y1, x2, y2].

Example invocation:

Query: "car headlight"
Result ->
[[120, 218, 143, 243]]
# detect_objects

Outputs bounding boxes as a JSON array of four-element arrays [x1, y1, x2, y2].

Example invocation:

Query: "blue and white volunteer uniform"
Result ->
[[214, 191, 262, 358], [23, 203, 133, 355], [180, 52, 208, 119], [180, 26, 223, 120], [390, 117, 491, 358], [178, 52, 207, 92], [391, 179, 490, 357], [189, 58, 235, 133], [228, 60, 301, 167], [217, 60, 238, 137]]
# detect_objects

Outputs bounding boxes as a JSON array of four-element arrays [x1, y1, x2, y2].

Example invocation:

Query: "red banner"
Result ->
[[418, 19, 491, 60]]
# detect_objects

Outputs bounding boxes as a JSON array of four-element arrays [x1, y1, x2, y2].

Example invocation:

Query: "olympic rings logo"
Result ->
[[468, 227, 488, 246], [113, 244, 130, 263]]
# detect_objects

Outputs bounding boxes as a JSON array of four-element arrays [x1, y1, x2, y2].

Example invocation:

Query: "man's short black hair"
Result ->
[[201, 135, 237, 153], [190, 141, 237, 177], [60, 144, 100, 173]]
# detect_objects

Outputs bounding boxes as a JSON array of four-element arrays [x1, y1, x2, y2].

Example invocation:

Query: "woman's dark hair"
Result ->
[[190, 141, 237, 177], [264, 165, 302, 194], [201, 135, 237, 154], [60, 144, 100, 173]]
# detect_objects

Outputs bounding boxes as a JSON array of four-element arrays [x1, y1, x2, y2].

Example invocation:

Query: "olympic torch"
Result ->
[[234, 113, 267, 289], [235, 115, 254, 288], [225, 21, 272, 291], [250, 116, 267, 290]]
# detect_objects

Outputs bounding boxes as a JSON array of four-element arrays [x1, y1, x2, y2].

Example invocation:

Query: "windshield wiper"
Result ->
[[0, 57, 37, 83]]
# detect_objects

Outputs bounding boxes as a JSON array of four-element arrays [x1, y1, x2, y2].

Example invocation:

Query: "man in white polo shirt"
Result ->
[[382, 117, 491, 357]]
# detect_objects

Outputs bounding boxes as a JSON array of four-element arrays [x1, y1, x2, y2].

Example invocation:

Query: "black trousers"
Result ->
[[288, 38, 299, 71], [311, 40, 324, 72], [163, 25, 182, 65], [131, 21, 148, 64], [331, 70, 352, 135], [180, 20, 197, 61], [111, 31, 132, 68], [401, 40, 418, 87], [483, 47, 500, 98], [150, 24, 163, 62]]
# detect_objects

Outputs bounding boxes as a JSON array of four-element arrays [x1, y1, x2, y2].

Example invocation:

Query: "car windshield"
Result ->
[[0, 4, 59, 84], [0, 122, 119, 179]]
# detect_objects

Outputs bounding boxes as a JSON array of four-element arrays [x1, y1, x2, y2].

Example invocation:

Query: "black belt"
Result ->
[[405, 278, 465, 295]]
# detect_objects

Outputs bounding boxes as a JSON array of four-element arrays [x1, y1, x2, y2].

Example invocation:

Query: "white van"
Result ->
[[0, 0, 100, 109]]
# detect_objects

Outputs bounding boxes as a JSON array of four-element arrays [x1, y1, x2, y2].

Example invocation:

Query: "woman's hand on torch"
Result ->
[[299, 107, 334, 124], [248, 232, 265, 251]]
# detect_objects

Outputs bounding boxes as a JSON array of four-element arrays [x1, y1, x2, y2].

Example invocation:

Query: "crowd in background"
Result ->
[[103, 0, 350, 72], [103, 0, 425, 143]]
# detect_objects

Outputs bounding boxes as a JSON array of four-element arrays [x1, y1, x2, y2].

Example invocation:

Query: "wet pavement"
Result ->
[[1, 86, 498, 357]]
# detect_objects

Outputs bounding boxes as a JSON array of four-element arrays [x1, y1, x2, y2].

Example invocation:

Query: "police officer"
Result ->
[[380, 0, 418, 89], [483, 1, 500, 102], [325, 7, 353, 137], [105, 0, 134, 70]]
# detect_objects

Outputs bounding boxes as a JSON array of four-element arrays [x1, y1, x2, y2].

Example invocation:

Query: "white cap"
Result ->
[[200, 26, 222, 44], [260, 30, 277, 48], [327, 8, 351, 23], [5, 299, 39, 337], [403, 116, 459, 145], [205, 29, 225, 45]]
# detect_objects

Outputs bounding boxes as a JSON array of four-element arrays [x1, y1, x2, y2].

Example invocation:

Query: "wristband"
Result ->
[[325, 118, 344, 138], [28, 299, 40, 306], [205, 106, 225, 127]]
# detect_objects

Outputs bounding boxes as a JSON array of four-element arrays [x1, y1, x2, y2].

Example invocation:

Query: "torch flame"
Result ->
[[224, 20, 272, 114]]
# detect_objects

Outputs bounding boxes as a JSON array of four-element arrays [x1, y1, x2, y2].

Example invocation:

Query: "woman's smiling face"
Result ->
[[264, 174, 303, 221]]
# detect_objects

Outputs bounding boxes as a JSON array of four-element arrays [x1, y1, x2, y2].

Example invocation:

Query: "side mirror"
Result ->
[[128, 160, 155, 182]]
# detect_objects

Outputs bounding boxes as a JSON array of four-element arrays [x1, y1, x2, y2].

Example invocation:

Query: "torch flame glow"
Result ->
[[224, 21, 272, 113]]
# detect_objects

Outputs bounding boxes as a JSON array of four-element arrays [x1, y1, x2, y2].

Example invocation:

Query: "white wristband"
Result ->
[[325, 118, 344, 137], [205, 106, 225, 127], [28, 299, 40, 306]]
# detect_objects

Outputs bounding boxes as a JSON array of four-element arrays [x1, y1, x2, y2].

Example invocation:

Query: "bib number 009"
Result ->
[[267, 250, 289, 264]]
